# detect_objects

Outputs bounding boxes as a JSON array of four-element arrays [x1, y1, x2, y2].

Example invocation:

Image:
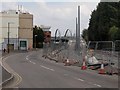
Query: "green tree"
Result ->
[[33, 26, 44, 48], [88, 2, 120, 41], [109, 26, 119, 41], [114, 29, 120, 40], [82, 29, 88, 42]]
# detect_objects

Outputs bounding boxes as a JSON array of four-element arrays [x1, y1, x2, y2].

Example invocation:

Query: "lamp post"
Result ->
[[35, 35, 37, 50], [16, 34, 17, 50], [78, 6, 80, 51], [18, 26, 20, 50], [7, 22, 14, 53]]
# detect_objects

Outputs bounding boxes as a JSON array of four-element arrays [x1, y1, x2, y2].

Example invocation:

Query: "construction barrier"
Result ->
[[87, 41, 119, 75], [42, 29, 119, 76]]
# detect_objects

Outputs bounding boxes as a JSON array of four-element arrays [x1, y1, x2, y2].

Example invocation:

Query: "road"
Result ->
[[3, 50, 118, 88], [0, 52, 12, 86], [0, 52, 2, 85]]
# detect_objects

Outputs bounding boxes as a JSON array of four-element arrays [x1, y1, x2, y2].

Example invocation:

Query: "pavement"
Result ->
[[2, 49, 118, 88]]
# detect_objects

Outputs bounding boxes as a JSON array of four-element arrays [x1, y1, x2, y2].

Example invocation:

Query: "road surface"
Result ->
[[2, 50, 118, 88]]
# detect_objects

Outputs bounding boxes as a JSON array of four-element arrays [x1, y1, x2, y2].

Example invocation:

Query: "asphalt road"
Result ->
[[0, 52, 2, 84], [0, 68, 1, 85], [3, 50, 118, 88]]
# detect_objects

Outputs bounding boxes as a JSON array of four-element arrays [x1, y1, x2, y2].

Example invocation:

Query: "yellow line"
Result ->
[[2, 54, 23, 88], [2, 51, 36, 88]]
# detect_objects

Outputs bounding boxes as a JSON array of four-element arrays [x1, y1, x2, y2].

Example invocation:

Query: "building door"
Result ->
[[7, 44, 14, 51], [20, 41, 27, 50]]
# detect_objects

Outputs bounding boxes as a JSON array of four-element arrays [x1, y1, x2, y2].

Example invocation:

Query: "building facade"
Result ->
[[19, 13, 33, 50], [40, 25, 51, 43], [0, 10, 33, 51]]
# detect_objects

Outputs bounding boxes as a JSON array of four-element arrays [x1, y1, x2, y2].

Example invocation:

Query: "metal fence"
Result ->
[[42, 37, 87, 66], [42, 28, 119, 74], [42, 38, 119, 75], [114, 40, 120, 71], [87, 41, 119, 70], [115, 40, 120, 52]]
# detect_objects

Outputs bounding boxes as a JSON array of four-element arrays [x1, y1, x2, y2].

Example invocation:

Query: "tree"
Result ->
[[82, 29, 88, 42], [114, 28, 120, 40], [33, 26, 44, 48], [109, 26, 119, 41], [88, 2, 120, 41]]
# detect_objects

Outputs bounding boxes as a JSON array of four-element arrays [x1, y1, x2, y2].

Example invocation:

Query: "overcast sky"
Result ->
[[1, 0, 100, 36]]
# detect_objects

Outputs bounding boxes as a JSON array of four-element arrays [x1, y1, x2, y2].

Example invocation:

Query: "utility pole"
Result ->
[[16, 34, 17, 50], [78, 6, 80, 51], [75, 6, 80, 52], [18, 26, 19, 50], [7, 22, 14, 53], [35, 35, 37, 50], [75, 17, 78, 50], [8, 23, 10, 53]]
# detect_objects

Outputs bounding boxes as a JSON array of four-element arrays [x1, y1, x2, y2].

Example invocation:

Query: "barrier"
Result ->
[[87, 41, 118, 75], [42, 29, 119, 76], [114, 40, 120, 75]]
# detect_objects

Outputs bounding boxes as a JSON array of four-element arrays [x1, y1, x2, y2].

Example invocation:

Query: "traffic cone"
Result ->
[[98, 63, 106, 74], [81, 57, 87, 70], [65, 59, 70, 66]]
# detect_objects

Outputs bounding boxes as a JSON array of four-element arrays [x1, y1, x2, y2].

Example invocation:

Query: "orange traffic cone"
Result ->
[[81, 57, 87, 70], [98, 63, 106, 74]]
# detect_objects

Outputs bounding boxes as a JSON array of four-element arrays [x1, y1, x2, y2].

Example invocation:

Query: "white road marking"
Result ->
[[29, 61, 36, 64], [26, 53, 33, 61], [26, 54, 36, 64], [74, 77, 84, 82], [40, 65, 55, 71], [77, 78, 84, 82], [26, 57, 29, 60], [26, 55, 30, 60], [94, 84, 102, 87], [64, 74, 68, 76]]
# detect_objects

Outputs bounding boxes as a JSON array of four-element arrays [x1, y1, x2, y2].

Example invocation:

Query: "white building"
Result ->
[[0, 10, 33, 51], [0, 10, 19, 50]]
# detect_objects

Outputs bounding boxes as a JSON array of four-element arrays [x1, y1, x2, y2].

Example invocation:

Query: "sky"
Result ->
[[1, 0, 101, 36]]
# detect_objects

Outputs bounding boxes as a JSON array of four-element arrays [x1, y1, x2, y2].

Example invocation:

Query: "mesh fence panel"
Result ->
[[87, 41, 118, 69]]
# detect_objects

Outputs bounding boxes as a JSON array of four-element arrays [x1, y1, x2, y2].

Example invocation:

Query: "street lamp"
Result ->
[[18, 26, 20, 50], [7, 22, 14, 53], [35, 35, 37, 49]]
